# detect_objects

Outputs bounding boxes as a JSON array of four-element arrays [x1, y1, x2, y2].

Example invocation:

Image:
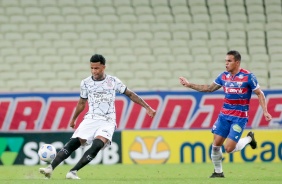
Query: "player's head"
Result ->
[[227, 50, 241, 62], [90, 54, 106, 65], [89, 54, 106, 80], [225, 50, 241, 73]]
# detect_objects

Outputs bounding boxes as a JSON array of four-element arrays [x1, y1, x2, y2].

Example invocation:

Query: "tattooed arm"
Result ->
[[124, 88, 156, 118], [179, 77, 221, 92]]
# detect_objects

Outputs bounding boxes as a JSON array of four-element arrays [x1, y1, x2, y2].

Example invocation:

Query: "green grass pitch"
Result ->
[[0, 163, 281, 184]]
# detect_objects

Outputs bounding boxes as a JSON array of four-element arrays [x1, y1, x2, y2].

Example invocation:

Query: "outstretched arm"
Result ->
[[253, 88, 272, 121], [179, 77, 221, 92], [70, 97, 87, 128], [124, 88, 156, 118]]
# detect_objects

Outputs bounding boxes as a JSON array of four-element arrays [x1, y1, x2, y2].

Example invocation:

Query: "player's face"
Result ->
[[225, 55, 239, 73], [90, 62, 106, 80]]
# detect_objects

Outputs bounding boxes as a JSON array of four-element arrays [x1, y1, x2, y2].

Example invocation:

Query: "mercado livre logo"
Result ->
[[129, 136, 170, 164], [0, 137, 24, 165]]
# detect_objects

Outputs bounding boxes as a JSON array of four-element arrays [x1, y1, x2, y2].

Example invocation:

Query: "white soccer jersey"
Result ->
[[80, 74, 127, 125]]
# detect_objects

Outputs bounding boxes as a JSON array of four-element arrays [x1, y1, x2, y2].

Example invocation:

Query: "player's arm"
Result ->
[[70, 97, 87, 128], [179, 77, 221, 92], [253, 88, 272, 121], [124, 88, 156, 118]]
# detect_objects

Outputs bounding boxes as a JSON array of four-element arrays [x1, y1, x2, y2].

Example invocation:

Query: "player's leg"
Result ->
[[66, 123, 115, 179], [70, 136, 106, 171], [210, 116, 230, 178], [227, 131, 256, 153], [210, 134, 225, 178], [39, 138, 83, 178], [225, 120, 255, 153], [51, 138, 83, 169]]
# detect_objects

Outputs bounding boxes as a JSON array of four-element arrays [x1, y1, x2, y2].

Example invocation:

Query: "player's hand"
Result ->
[[264, 112, 272, 121], [70, 120, 76, 129], [147, 107, 156, 118], [179, 77, 190, 87]]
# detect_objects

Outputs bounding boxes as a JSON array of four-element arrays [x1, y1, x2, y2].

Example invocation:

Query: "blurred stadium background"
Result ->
[[1, 0, 282, 92], [0, 0, 282, 172]]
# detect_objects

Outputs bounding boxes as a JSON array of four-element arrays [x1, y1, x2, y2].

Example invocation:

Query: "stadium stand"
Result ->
[[0, 0, 281, 91]]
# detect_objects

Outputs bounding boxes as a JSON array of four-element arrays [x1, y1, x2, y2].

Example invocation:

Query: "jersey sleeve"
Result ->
[[80, 80, 88, 99], [249, 73, 260, 91], [214, 72, 224, 86], [115, 77, 127, 94]]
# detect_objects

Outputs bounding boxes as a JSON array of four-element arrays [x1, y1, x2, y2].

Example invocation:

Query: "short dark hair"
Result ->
[[90, 54, 106, 65], [227, 50, 241, 62]]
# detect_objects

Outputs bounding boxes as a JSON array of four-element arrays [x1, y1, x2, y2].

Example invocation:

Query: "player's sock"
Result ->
[[70, 139, 104, 171], [51, 138, 81, 169], [230, 136, 251, 153], [211, 145, 223, 173]]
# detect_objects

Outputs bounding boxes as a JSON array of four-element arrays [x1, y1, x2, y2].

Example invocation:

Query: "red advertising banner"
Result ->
[[0, 90, 281, 132]]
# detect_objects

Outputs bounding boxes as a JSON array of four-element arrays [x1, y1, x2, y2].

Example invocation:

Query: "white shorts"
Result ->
[[71, 119, 116, 149]]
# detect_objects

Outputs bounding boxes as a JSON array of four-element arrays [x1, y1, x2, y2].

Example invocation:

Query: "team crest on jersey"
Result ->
[[226, 74, 230, 78], [106, 78, 113, 88], [237, 82, 243, 87], [238, 74, 244, 79]]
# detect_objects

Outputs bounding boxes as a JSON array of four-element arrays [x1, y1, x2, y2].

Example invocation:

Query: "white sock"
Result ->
[[230, 136, 251, 153], [211, 145, 223, 173]]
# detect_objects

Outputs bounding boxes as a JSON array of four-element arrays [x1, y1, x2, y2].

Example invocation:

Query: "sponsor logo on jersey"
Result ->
[[232, 124, 242, 133], [129, 136, 170, 164]]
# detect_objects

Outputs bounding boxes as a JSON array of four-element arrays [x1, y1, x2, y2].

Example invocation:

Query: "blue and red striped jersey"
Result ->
[[214, 68, 260, 120]]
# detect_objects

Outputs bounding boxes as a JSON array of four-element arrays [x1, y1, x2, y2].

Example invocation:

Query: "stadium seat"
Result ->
[[208, 39, 227, 47], [269, 77, 282, 89], [127, 78, 147, 90], [151, 23, 169, 32], [94, 0, 113, 7], [210, 30, 228, 39], [191, 47, 209, 55], [211, 7, 227, 16], [156, 14, 174, 23], [116, 6, 134, 15], [268, 46, 282, 55], [210, 13, 229, 23], [188, 23, 207, 32], [154, 70, 173, 79], [192, 14, 210, 23], [246, 23, 265, 31], [207, 0, 226, 6], [246, 5, 264, 14], [114, 0, 131, 7], [171, 6, 190, 15], [248, 14, 266, 23], [210, 47, 228, 56], [191, 31, 209, 40], [265, 5, 281, 14], [194, 54, 212, 63], [21, 0, 38, 7], [267, 13, 282, 23], [188, 0, 206, 6], [248, 39, 265, 47]]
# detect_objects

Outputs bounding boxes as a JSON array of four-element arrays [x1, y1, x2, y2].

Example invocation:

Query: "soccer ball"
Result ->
[[38, 144, 57, 163]]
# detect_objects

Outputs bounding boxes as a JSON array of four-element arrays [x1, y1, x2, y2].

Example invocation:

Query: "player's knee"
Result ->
[[224, 145, 235, 153], [61, 138, 81, 155], [88, 139, 104, 156]]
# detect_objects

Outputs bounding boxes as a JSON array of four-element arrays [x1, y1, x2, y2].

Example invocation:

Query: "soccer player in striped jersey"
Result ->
[[179, 50, 272, 178]]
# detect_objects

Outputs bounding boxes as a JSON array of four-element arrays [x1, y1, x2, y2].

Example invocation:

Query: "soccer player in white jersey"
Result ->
[[39, 54, 156, 179]]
